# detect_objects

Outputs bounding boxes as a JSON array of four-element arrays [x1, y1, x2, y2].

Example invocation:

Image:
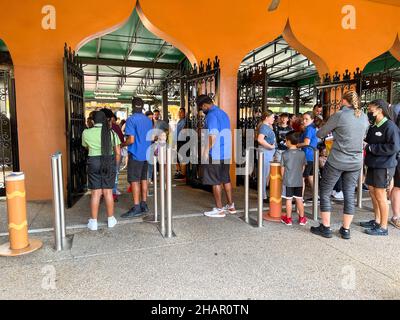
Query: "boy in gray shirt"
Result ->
[[280, 131, 307, 226]]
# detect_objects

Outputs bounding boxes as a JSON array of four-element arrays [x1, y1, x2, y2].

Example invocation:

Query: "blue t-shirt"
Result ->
[[205, 105, 231, 160], [125, 112, 153, 161], [300, 124, 318, 162], [176, 118, 186, 138], [259, 124, 276, 147]]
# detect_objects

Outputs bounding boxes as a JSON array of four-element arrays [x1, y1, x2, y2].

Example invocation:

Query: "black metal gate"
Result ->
[[184, 57, 220, 189], [0, 66, 19, 196], [63, 44, 87, 208], [316, 70, 400, 117], [315, 70, 362, 119], [237, 65, 268, 187], [360, 72, 400, 108]]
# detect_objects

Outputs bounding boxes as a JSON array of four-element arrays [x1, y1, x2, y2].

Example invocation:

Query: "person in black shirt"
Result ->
[[275, 113, 293, 162], [361, 99, 400, 236]]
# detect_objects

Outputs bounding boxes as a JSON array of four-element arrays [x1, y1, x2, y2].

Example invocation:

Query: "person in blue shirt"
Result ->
[[297, 111, 318, 195], [121, 97, 153, 218], [196, 95, 236, 218], [257, 110, 277, 201], [175, 107, 187, 179]]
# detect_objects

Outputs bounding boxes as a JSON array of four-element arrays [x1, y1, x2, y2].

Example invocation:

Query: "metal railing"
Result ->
[[357, 164, 364, 209], [308, 147, 319, 222], [152, 144, 174, 238], [51, 152, 72, 251], [244, 146, 320, 225], [244, 148, 264, 227]]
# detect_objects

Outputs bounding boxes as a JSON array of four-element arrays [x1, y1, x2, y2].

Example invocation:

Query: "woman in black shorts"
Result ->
[[82, 111, 121, 231], [362, 100, 400, 236]]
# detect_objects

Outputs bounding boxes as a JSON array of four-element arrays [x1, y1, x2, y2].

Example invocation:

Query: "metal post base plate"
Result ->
[[305, 211, 320, 221], [59, 235, 74, 251], [239, 216, 263, 228], [157, 226, 176, 238], [0, 239, 43, 257], [142, 215, 159, 224]]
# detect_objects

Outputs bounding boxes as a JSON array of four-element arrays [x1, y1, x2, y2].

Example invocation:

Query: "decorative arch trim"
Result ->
[[283, 20, 329, 79]]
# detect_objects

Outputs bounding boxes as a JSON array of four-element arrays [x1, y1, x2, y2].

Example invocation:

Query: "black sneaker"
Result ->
[[121, 205, 144, 219], [140, 201, 149, 213], [362, 183, 369, 191], [174, 173, 185, 180], [310, 223, 333, 238], [174, 172, 181, 178], [359, 220, 377, 228], [339, 227, 351, 240], [365, 226, 388, 236]]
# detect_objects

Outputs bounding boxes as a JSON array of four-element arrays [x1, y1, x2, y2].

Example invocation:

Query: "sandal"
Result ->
[[389, 217, 400, 230]]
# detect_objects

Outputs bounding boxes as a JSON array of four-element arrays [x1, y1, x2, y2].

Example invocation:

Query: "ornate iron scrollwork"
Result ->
[[0, 67, 18, 196], [237, 65, 267, 187], [64, 44, 87, 207], [184, 56, 220, 189]]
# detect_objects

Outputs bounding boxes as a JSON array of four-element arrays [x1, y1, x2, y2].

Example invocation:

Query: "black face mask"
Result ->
[[367, 112, 376, 125]]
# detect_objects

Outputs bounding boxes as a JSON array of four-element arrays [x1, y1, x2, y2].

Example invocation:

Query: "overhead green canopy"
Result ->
[[0, 39, 8, 52], [78, 9, 185, 101]]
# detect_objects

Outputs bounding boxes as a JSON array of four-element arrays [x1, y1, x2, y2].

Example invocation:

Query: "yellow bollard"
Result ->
[[263, 162, 283, 222], [0, 172, 42, 257]]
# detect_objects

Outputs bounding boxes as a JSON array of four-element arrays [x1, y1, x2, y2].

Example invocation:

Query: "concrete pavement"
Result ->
[[0, 180, 400, 300]]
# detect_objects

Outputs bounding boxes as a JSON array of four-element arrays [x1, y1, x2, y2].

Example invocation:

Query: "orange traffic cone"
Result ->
[[0, 172, 42, 257], [263, 162, 282, 222]]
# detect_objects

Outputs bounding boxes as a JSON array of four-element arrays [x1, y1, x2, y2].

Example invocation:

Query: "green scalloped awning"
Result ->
[[79, 9, 185, 101], [0, 39, 8, 52]]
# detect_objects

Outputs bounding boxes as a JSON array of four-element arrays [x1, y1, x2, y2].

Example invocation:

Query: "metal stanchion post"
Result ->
[[357, 164, 363, 209], [51, 152, 72, 251], [56, 154, 66, 241], [159, 145, 166, 237], [166, 146, 173, 238], [51, 154, 62, 251], [312, 149, 319, 221], [153, 155, 158, 222], [244, 149, 250, 224], [257, 150, 264, 228]]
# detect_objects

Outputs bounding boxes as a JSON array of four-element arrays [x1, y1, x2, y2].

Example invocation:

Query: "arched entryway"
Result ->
[[0, 39, 19, 197], [64, 8, 196, 206], [236, 32, 322, 188]]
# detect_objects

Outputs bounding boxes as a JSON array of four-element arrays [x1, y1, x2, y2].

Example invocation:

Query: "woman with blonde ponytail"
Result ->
[[311, 90, 369, 240]]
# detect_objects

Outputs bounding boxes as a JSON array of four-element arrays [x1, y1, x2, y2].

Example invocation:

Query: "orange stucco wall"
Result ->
[[0, 0, 136, 200], [0, 0, 399, 200]]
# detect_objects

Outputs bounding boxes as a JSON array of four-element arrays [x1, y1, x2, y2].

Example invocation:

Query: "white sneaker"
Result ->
[[114, 190, 122, 196], [223, 203, 237, 214], [204, 208, 226, 218], [108, 216, 117, 228], [87, 219, 98, 231], [332, 191, 344, 200]]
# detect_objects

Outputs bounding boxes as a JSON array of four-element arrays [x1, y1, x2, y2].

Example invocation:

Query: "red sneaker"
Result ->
[[299, 216, 308, 226], [281, 215, 292, 226]]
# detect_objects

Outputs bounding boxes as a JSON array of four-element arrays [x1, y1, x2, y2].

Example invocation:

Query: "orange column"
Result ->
[[264, 162, 283, 222], [0, 172, 42, 257], [13, 61, 67, 200], [219, 68, 238, 187]]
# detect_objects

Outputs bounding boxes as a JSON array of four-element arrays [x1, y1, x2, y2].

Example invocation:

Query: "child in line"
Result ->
[[280, 131, 308, 226]]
